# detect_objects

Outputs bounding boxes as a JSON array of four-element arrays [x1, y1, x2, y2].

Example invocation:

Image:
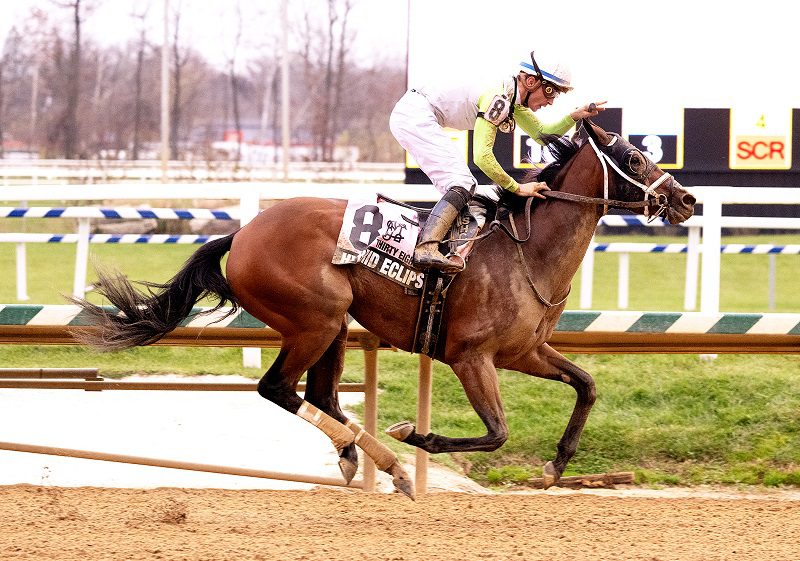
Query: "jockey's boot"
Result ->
[[413, 186, 471, 273]]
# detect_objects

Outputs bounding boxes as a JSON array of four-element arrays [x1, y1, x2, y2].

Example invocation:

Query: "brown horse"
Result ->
[[71, 120, 695, 499]]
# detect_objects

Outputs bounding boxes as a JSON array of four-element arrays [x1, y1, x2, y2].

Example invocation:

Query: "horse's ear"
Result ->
[[572, 120, 590, 146], [581, 118, 611, 146]]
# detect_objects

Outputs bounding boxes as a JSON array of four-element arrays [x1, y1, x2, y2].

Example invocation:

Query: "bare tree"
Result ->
[[53, 0, 84, 158], [328, 0, 352, 162], [226, 2, 244, 163], [0, 47, 6, 158], [253, 53, 276, 144], [345, 64, 405, 161], [1, 0, 404, 163], [131, 5, 149, 160], [168, 0, 195, 159], [297, 0, 355, 161], [0, 30, 18, 157], [320, 0, 336, 161]]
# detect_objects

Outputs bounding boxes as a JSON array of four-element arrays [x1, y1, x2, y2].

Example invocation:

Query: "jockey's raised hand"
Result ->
[[570, 100, 607, 121], [516, 181, 550, 199]]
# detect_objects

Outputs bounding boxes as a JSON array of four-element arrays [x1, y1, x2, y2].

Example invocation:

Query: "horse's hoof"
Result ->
[[387, 460, 416, 501], [385, 421, 415, 442], [542, 461, 560, 489], [339, 457, 358, 484]]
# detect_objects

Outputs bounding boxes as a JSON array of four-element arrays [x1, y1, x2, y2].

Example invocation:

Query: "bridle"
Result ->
[[464, 134, 676, 246], [584, 133, 672, 222], [537, 130, 673, 223], [471, 130, 676, 309]]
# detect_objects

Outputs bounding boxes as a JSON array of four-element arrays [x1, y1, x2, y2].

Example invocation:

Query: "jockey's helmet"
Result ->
[[519, 51, 573, 91]]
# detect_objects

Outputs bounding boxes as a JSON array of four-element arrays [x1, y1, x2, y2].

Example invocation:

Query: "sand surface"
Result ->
[[2, 486, 799, 560], [2, 375, 799, 560]]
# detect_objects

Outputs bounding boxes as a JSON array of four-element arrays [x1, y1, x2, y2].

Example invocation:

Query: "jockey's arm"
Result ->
[[473, 96, 577, 193], [515, 107, 576, 145], [473, 117, 520, 192]]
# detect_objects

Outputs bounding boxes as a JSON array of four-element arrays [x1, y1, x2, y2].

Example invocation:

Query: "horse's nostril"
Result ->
[[682, 193, 696, 207]]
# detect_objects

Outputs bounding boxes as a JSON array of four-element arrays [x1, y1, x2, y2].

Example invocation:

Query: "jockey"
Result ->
[[390, 50, 606, 273]]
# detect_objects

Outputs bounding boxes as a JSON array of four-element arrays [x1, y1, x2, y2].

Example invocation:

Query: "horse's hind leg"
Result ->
[[303, 321, 359, 481], [305, 319, 414, 497], [256, 330, 357, 472], [505, 343, 597, 488]]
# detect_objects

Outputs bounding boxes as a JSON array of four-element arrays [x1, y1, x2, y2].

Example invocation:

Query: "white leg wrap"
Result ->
[[346, 419, 398, 471], [297, 401, 354, 451]]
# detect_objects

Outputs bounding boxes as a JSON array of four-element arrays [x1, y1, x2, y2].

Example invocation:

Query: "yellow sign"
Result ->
[[513, 128, 542, 169], [405, 128, 469, 169], [729, 109, 792, 169]]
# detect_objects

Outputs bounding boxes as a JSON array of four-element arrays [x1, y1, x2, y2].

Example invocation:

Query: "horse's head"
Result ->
[[574, 120, 696, 224]]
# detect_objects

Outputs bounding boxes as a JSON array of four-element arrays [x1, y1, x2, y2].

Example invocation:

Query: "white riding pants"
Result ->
[[390, 90, 477, 196]]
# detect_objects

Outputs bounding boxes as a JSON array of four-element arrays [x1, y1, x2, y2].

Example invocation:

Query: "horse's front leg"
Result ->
[[387, 354, 509, 453], [504, 343, 597, 488]]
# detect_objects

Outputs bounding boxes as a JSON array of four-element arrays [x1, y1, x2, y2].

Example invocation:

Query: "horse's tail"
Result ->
[[69, 233, 240, 351]]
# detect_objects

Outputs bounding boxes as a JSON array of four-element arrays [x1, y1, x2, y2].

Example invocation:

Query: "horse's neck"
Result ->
[[524, 153, 604, 290]]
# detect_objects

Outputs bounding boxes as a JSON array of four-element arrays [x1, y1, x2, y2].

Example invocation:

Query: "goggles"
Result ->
[[529, 51, 566, 99]]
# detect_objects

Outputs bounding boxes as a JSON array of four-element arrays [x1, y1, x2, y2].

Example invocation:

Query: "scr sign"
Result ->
[[729, 109, 792, 169], [735, 137, 786, 163]]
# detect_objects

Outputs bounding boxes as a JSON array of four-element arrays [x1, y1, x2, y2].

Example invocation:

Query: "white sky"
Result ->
[[407, 0, 800, 112], [2, 0, 799, 112]]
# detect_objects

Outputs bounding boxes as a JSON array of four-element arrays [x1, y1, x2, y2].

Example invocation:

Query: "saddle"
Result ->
[[377, 194, 481, 357]]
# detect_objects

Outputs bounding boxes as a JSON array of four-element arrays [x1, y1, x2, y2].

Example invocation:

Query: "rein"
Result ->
[[541, 189, 656, 209], [506, 198, 571, 309], [460, 138, 675, 309], [453, 198, 569, 309]]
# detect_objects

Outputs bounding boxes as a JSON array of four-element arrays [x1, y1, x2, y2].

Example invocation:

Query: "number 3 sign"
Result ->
[[623, 107, 684, 169], [628, 134, 682, 169]]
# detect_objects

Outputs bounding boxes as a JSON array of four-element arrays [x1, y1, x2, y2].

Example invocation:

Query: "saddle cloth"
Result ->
[[332, 200, 426, 291], [332, 199, 479, 294]]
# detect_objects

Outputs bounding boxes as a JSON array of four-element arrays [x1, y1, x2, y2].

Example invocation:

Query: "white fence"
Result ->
[[583, 242, 799, 311], [0, 182, 440, 298], [0, 160, 404, 184], [0, 182, 442, 368], [2, 184, 799, 316], [579, 187, 800, 313]]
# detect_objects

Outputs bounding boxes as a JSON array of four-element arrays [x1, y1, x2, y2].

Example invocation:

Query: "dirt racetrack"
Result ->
[[1, 486, 799, 560]]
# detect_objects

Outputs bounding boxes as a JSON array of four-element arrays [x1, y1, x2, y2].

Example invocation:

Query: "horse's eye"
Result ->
[[628, 151, 647, 174]]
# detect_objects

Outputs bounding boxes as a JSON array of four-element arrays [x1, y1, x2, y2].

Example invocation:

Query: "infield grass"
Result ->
[[1, 233, 799, 489]]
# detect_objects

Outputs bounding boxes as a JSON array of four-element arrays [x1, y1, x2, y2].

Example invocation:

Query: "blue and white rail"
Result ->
[[0, 206, 238, 220], [2, 184, 799, 319], [591, 243, 800, 254], [0, 233, 225, 244]]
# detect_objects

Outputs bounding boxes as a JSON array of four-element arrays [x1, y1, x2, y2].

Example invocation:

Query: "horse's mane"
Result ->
[[525, 134, 581, 185], [498, 133, 580, 211]]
